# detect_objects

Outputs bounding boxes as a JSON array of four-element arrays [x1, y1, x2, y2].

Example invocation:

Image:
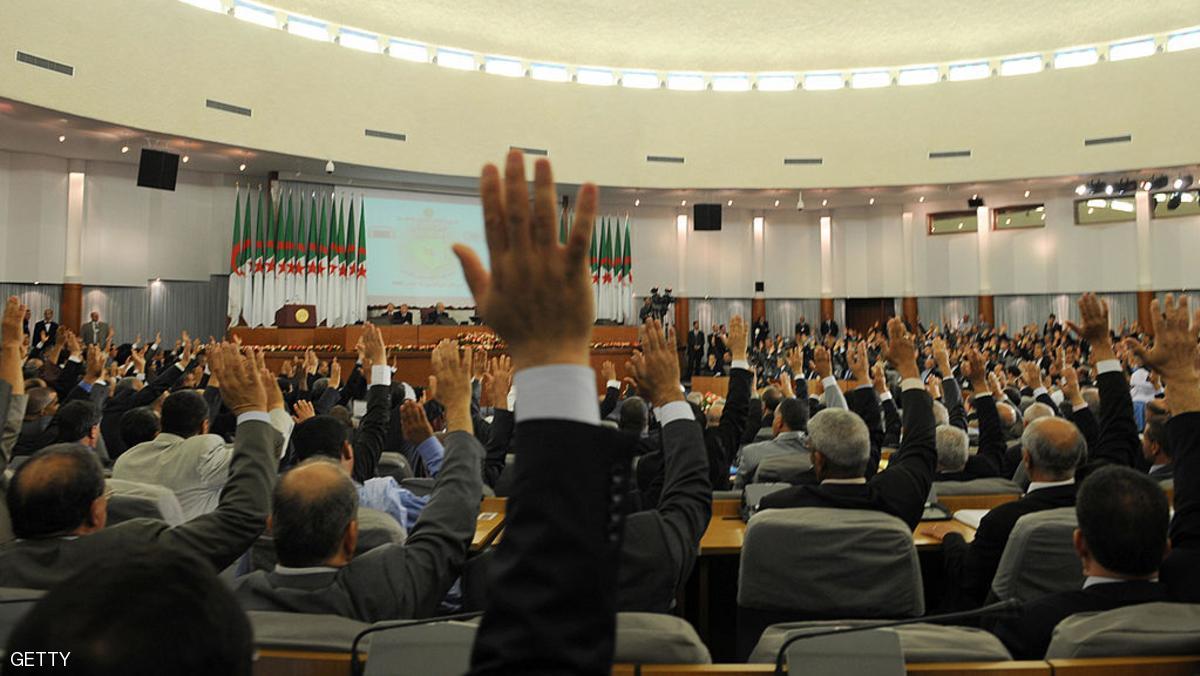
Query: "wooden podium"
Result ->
[[275, 304, 317, 328]]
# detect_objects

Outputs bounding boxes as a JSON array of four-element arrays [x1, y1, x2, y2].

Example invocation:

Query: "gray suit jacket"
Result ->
[[0, 380, 24, 544], [0, 418, 279, 589], [735, 430, 810, 488], [80, 321, 110, 345], [233, 430, 483, 622]]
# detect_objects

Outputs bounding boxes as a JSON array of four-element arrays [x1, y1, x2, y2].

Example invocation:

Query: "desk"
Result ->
[[472, 497, 507, 551]]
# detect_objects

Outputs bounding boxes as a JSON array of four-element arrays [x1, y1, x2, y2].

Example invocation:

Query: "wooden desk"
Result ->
[[634, 663, 1050, 675], [255, 650, 353, 676], [938, 493, 1020, 513], [1049, 656, 1200, 675], [472, 497, 507, 551]]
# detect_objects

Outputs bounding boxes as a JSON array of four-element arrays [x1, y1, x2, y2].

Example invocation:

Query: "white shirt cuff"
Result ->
[[900, 377, 925, 392], [973, 392, 993, 401], [731, 359, 750, 370], [821, 376, 838, 390], [879, 391, 893, 402], [606, 379, 621, 390], [656, 400, 694, 427], [237, 411, 271, 425], [68, 355, 82, 364], [514, 365, 600, 426], [1050, 390, 1064, 405], [1073, 402, 1090, 412], [1097, 359, 1122, 375], [1034, 386, 1049, 398], [370, 365, 392, 387]]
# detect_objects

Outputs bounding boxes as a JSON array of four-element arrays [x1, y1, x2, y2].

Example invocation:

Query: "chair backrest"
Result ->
[[105, 478, 186, 526], [0, 587, 45, 648], [377, 452, 413, 481], [615, 612, 711, 664], [741, 482, 790, 518], [247, 610, 369, 651], [933, 477, 1023, 496], [712, 489, 743, 501], [738, 507, 924, 618], [754, 454, 814, 485], [249, 507, 406, 572], [991, 507, 1082, 602], [750, 621, 1012, 664], [399, 477, 435, 497], [1046, 602, 1200, 659]]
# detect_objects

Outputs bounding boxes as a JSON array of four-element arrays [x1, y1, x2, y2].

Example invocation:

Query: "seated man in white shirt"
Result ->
[[113, 371, 292, 520]]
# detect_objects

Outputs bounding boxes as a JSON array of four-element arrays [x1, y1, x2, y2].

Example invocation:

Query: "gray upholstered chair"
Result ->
[[932, 477, 1023, 496], [736, 507, 924, 658], [754, 454, 814, 485], [249, 507, 406, 572], [615, 612, 711, 664], [377, 452, 413, 480], [105, 478, 186, 526], [0, 588, 44, 648], [750, 621, 1012, 664], [1046, 602, 1200, 659], [990, 507, 1082, 603]]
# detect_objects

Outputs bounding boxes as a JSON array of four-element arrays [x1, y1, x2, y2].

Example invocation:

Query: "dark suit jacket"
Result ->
[[235, 431, 482, 621], [29, 320, 58, 357], [0, 419, 278, 589], [938, 392, 1007, 482], [468, 420, 637, 676], [100, 361, 188, 460], [989, 580, 1167, 659], [619, 417, 710, 613], [687, 330, 705, 353], [349, 383, 390, 483], [704, 367, 751, 490], [819, 320, 839, 337], [942, 483, 1077, 608], [759, 386, 936, 530], [1162, 411, 1200, 602], [391, 311, 414, 325]]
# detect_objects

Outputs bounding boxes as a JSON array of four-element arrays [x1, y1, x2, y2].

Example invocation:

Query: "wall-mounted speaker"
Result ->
[[693, 203, 722, 230], [137, 149, 179, 191], [754, 281, 765, 292]]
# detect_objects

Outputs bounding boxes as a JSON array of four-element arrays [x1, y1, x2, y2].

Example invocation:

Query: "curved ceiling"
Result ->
[[272, 0, 1195, 72]]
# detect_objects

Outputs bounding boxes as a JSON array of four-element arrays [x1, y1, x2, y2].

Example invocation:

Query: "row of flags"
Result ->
[[226, 187, 367, 327], [559, 209, 634, 324]]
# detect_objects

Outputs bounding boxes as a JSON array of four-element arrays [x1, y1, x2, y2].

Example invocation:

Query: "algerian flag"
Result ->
[[305, 192, 318, 307], [346, 197, 358, 323], [356, 197, 367, 325], [251, 189, 266, 327], [226, 187, 243, 325], [262, 192, 277, 324], [589, 218, 599, 307], [240, 185, 254, 326], [282, 192, 295, 304], [622, 216, 634, 325], [613, 221, 624, 323], [316, 194, 328, 325]]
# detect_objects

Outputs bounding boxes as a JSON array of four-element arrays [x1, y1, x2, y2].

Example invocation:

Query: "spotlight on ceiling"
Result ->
[[57, 135, 66, 143], [1168, 192, 1183, 210], [1086, 179, 1108, 195], [1148, 174, 1170, 191], [181, 155, 189, 163], [918, 195, 925, 203], [1023, 190, 1031, 198], [1175, 174, 1194, 190], [634, 198, 640, 207], [868, 197, 875, 205], [1075, 184, 1087, 196], [1104, 184, 1114, 196], [120, 145, 129, 154], [727, 199, 733, 206], [239, 163, 246, 172], [968, 195, 984, 208], [773, 199, 780, 207]]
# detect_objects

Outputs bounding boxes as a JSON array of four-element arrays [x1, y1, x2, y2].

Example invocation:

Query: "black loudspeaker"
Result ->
[[136, 149, 180, 191], [754, 281, 765, 292], [693, 203, 722, 230]]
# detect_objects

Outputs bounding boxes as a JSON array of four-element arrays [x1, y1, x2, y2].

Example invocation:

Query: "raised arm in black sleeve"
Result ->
[[847, 385, 884, 479], [350, 382, 390, 483]]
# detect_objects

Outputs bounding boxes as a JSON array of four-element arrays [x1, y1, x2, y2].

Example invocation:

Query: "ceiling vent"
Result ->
[[15, 51, 73, 76], [509, 146, 547, 156], [646, 155, 685, 164], [1084, 134, 1132, 146], [365, 129, 407, 142], [929, 150, 972, 159], [205, 99, 252, 117], [783, 157, 823, 165]]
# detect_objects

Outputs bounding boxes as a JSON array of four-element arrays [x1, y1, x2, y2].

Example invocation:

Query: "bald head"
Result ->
[[1022, 417, 1086, 481], [271, 460, 358, 568]]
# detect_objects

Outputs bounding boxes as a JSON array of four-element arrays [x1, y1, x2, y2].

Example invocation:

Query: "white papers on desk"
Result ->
[[953, 509, 989, 529]]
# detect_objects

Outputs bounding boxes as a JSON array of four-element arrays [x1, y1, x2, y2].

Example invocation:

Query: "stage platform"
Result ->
[[228, 325, 640, 393]]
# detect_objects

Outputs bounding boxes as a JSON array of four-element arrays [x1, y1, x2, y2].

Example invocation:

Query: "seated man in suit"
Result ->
[[936, 350, 1008, 481], [735, 397, 809, 487], [759, 317, 936, 530], [7, 542, 254, 676], [385, 302, 414, 325], [1142, 400, 1172, 481], [988, 466, 1170, 659], [0, 343, 279, 589], [112, 370, 292, 520], [100, 342, 191, 460], [425, 301, 457, 325], [234, 339, 482, 622]]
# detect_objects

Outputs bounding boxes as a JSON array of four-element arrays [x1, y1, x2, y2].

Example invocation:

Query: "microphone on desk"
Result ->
[[771, 597, 1023, 675], [349, 610, 485, 676]]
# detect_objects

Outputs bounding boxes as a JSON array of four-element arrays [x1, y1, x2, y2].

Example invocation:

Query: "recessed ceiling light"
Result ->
[[869, 197, 875, 205], [57, 135, 66, 143], [1023, 190, 1030, 198], [634, 198, 640, 206], [821, 199, 828, 207], [680, 200, 686, 206], [727, 199, 733, 206], [773, 199, 780, 207], [181, 155, 189, 163], [239, 163, 246, 172], [120, 145, 129, 154], [918, 195, 925, 203]]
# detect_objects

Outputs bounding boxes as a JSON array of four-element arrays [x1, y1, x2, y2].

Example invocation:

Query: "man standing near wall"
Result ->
[[81, 311, 111, 346]]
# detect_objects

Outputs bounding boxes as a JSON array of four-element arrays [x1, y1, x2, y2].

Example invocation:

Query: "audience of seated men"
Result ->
[[758, 321, 936, 530], [0, 341, 279, 589], [734, 396, 810, 487], [233, 340, 482, 622]]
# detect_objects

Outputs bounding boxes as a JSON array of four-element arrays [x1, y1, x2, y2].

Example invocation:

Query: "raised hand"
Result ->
[[812, 346, 833, 379], [786, 346, 804, 375], [208, 344, 267, 416], [925, 377, 943, 400], [400, 399, 435, 445], [452, 149, 596, 370], [932, 337, 951, 375], [1125, 294, 1200, 414], [1, 297, 25, 349], [1061, 365, 1084, 407], [871, 362, 887, 394], [963, 349, 988, 392], [728, 315, 749, 362], [488, 355, 514, 411], [1019, 361, 1042, 390], [291, 399, 315, 424], [626, 319, 683, 409], [776, 373, 796, 400], [987, 372, 1004, 399], [130, 345, 147, 374], [328, 359, 342, 389], [65, 330, 82, 360], [880, 317, 919, 380], [430, 339, 473, 433], [847, 341, 869, 385], [360, 323, 386, 366], [1066, 293, 1115, 361], [600, 360, 617, 383], [257, 351, 285, 412], [84, 345, 106, 382]]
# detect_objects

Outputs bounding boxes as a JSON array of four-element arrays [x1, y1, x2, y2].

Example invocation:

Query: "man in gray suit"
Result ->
[[234, 339, 482, 622], [80, 310, 111, 346], [0, 296, 30, 543], [0, 342, 280, 589], [735, 397, 810, 487]]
